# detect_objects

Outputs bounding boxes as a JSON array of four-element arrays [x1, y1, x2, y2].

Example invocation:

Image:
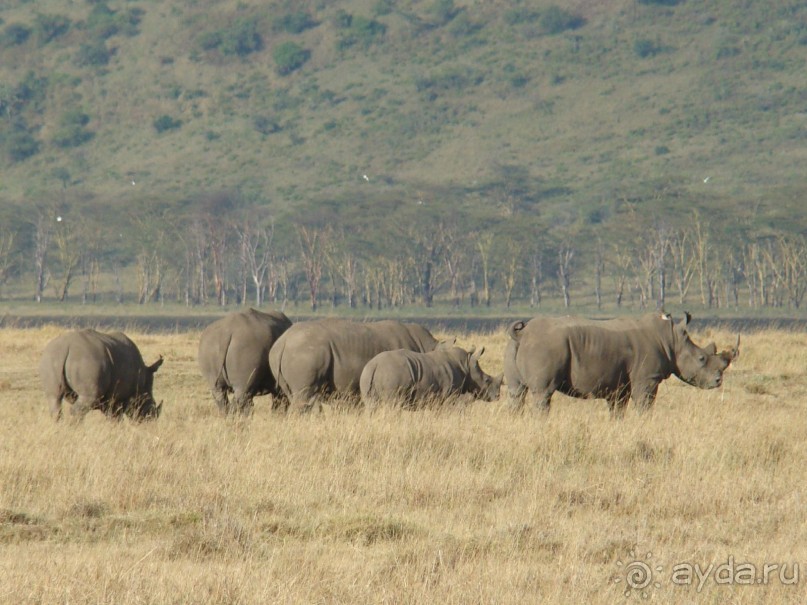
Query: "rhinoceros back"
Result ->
[[270, 319, 438, 400], [40, 329, 148, 404], [198, 308, 292, 394]]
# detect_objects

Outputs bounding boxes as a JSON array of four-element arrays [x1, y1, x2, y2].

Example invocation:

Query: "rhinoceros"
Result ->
[[39, 329, 164, 421], [268, 318, 439, 412], [504, 312, 739, 417], [197, 308, 292, 415], [360, 345, 503, 407]]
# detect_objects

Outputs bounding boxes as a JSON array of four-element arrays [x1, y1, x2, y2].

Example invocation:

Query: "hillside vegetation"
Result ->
[[0, 0, 806, 310]]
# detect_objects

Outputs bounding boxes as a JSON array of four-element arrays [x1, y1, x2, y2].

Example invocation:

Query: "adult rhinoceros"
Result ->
[[198, 308, 292, 415], [360, 345, 503, 408], [504, 312, 739, 417], [39, 329, 164, 421], [268, 318, 439, 412]]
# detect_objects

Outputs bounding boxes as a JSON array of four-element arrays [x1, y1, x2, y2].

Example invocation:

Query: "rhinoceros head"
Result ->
[[465, 346, 503, 402], [132, 356, 164, 420], [673, 313, 739, 389]]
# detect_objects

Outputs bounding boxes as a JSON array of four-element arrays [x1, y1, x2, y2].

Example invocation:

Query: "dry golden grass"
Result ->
[[1, 325, 806, 604]]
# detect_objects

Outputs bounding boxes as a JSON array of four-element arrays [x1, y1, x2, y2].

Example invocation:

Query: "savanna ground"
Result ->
[[0, 323, 805, 604]]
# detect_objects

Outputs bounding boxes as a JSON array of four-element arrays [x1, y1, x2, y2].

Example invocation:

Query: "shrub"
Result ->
[[75, 40, 110, 67], [540, 6, 584, 35], [5, 125, 40, 162], [14, 71, 48, 108], [274, 11, 316, 34], [253, 115, 281, 135], [87, 3, 144, 39], [273, 42, 310, 75], [2, 23, 32, 46], [153, 115, 182, 132], [431, 0, 458, 24], [654, 145, 670, 155], [336, 16, 386, 50], [34, 13, 70, 45], [373, 0, 394, 17], [199, 19, 263, 57], [634, 38, 661, 58], [52, 110, 94, 148], [219, 18, 263, 57], [503, 8, 540, 26]]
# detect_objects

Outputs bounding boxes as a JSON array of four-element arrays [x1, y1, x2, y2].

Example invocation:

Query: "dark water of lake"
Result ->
[[2, 313, 806, 334]]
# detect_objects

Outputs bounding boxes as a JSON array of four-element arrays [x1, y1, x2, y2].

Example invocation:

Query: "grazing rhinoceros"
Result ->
[[504, 312, 739, 417], [197, 308, 292, 415], [359, 345, 503, 407], [268, 318, 439, 412], [39, 329, 164, 421]]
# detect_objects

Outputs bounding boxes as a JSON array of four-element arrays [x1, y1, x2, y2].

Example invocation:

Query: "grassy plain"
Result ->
[[0, 324, 805, 604]]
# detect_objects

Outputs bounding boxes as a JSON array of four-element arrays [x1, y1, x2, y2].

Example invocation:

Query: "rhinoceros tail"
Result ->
[[269, 338, 291, 399], [506, 320, 528, 342]]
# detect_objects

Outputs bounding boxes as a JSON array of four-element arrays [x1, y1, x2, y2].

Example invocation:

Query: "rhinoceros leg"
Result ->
[[48, 395, 64, 421], [631, 383, 659, 414], [70, 394, 98, 421], [231, 389, 254, 415], [270, 391, 290, 413], [527, 390, 552, 413], [290, 388, 323, 414], [607, 391, 630, 419], [211, 386, 231, 415], [506, 383, 527, 412]]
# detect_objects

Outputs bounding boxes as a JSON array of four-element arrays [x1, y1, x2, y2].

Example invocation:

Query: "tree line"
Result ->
[[1, 195, 806, 312]]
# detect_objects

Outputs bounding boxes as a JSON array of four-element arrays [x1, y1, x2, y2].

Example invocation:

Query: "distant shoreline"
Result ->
[[1, 313, 804, 334]]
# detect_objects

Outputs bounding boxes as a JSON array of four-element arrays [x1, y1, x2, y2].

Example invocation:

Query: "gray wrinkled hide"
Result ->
[[197, 308, 292, 415], [268, 318, 438, 412], [504, 312, 738, 417], [39, 328, 163, 421], [360, 346, 503, 407]]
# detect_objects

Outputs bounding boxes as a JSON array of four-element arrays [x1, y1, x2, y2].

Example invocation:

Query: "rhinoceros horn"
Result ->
[[720, 335, 741, 363]]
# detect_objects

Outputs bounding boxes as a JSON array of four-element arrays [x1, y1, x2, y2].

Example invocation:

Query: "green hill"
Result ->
[[0, 0, 805, 310]]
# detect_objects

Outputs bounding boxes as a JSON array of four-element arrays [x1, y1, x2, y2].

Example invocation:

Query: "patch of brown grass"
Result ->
[[0, 326, 805, 603]]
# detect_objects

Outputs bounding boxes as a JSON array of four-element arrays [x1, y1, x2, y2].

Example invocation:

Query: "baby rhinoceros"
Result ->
[[39, 328, 164, 421], [359, 345, 503, 408]]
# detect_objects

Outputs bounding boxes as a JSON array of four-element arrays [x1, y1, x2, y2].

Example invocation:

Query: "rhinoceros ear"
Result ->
[[149, 356, 164, 373], [704, 342, 717, 355], [724, 334, 741, 361], [471, 346, 485, 361], [507, 321, 527, 341]]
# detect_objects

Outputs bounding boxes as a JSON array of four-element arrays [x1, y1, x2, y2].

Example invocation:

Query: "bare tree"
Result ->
[[0, 229, 18, 298], [476, 233, 494, 307], [408, 223, 443, 308], [33, 212, 53, 303], [51, 216, 79, 302], [298, 226, 328, 311], [237, 219, 274, 307], [529, 252, 544, 308], [669, 228, 697, 305], [593, 238, 604, 310], [326, 233, 360, 309], [501, 241, 520, 308], [610, 244, 633, 308], [558, 243, 575, 309], [777, 235, 807, 308]]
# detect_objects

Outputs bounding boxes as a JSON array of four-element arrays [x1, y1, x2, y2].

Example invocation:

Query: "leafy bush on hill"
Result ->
[[273, 41, 310, 75]]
